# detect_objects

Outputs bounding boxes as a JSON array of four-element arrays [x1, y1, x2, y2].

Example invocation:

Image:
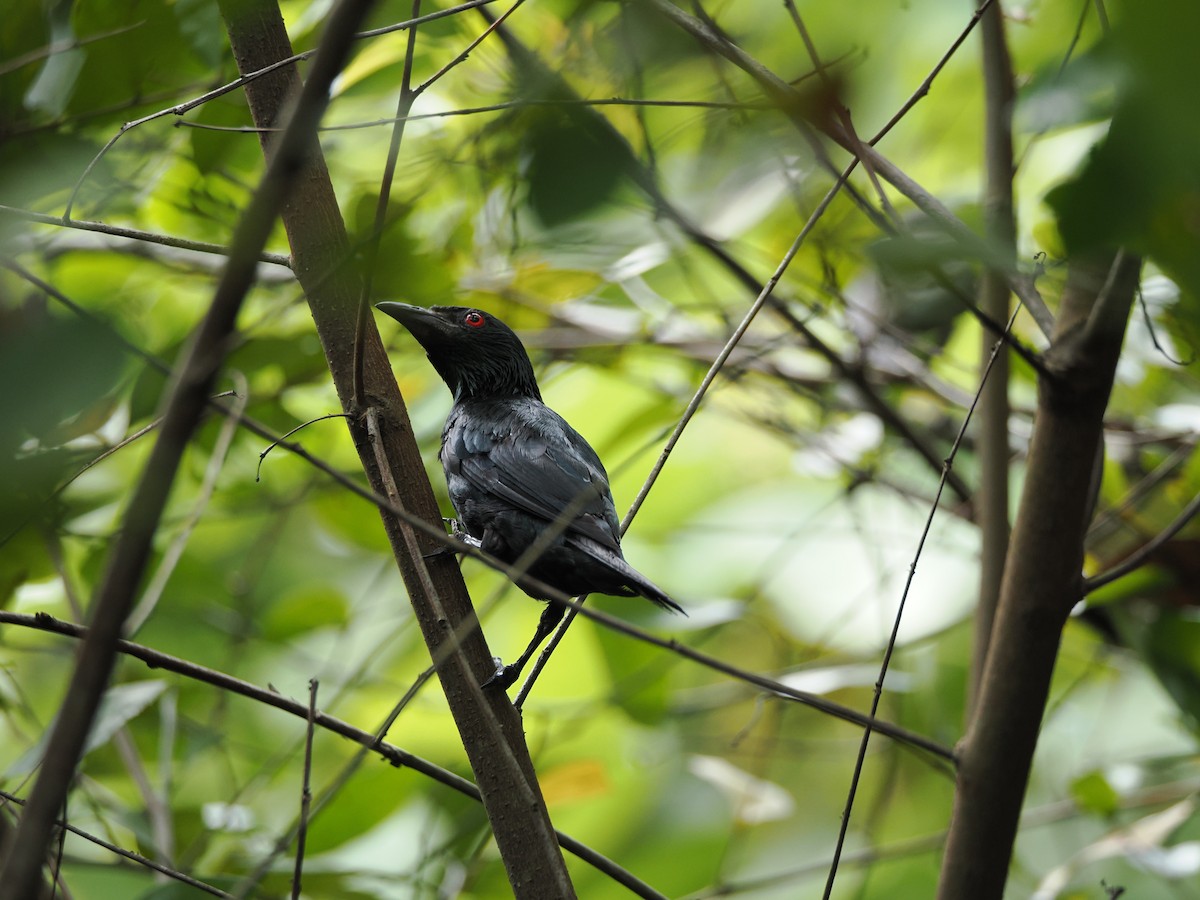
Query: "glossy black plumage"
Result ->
[[377, 302, 682, 686]]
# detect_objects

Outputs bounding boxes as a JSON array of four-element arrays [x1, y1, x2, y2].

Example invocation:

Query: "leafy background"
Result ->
[[3, 0, 1200, 897]]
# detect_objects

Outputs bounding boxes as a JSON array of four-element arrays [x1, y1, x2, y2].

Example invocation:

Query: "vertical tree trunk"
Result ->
[[970, 0, 1015, 710], [217, 2, 576, 896], [938, 252, 1141, 898]]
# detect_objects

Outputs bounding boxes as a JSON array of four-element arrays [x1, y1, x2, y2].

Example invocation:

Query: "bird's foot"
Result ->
[[482, 657, 519, 690], [445, 518, 482, 548], [423, 522, 482, 560], [454, 530, 483, 550]]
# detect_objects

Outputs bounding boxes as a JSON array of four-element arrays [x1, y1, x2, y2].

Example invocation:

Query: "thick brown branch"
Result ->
[[0, 3, 373, 892], [215, 0, 575, 895], [938, 252, 1141, 899]]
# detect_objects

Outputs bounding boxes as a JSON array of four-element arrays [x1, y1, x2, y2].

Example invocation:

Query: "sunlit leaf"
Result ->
[[8, 680, 167, 776]]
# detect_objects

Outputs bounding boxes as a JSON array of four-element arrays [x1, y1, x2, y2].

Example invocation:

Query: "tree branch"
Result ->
[[478, 5, 975, 507], [1084, 488, 1200, 594], [0, 204, 293, 268], [0, 2, 374, 892], [637, 0, 1054, 338], [215, 0, 576, 895], [969, 0, 1015, 713], [0, 612, 668, 900], [938, 251, 1141, 899]]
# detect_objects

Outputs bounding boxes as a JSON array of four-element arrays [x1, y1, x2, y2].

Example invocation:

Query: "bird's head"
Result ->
[[376, 303, 542, 402]]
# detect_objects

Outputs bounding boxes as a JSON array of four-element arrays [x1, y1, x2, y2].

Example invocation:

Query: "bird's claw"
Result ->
[[424, 522, 483, 559], [452, 527, 482, 550], [482, 657, 518, 690]]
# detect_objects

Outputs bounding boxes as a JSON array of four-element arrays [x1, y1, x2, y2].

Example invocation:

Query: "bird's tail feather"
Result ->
[[593, 544, 685, 614], [567, 534, 685, 614], [632, 575, 686, 615]]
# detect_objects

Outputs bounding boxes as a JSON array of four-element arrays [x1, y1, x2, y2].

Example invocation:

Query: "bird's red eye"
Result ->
[[463, 311, 486, 328]]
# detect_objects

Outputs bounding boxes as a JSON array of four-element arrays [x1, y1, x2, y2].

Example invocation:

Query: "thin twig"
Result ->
[[0, 613, 667, 900], [290, 680, 318, 900], [175, 96, 771, 134], [0, 22, 145, 77], [126, 373, 249, 635], [228, 665, 437, 897], [1084, 490, 1200, 594], [354, 0, 426, 407], [0, 206, 292, 268], [0, 2, 377, 891], [970, 0, 1017, 713], [515, 149, 858, 702], [783, 0, 894, 219], [822, 309, 1018, 898], [285, 412, 948, 757], [0, 789, 231, 897], [62, 0, 504, 219], [256, 413, 352, 481], [0, 414, 165, 553], [413, 0, 525, 96], [475, 6, 977, 504], [356, 0, 526, 407], [639, 0, 1055, 338], [1087, 438, 1197, 543]]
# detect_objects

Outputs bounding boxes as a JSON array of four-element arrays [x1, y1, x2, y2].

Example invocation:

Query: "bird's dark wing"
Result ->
[[444, 398, 623, 552]]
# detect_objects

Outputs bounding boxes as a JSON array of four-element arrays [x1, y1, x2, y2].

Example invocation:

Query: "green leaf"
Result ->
[[23, 1, 84, 117], [593, 611, 670, 724], [1070, 770, 1120, 817], [1047, 3, 1200, 296], [260, 584, 350, 640], [8, 680, 167, 776], [519, 102, 634, 225], [174, 0, 226, 68], [0, 311, 128, 453]]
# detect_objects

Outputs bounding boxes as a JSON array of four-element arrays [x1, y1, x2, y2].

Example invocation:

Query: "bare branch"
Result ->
[[1085, 489, 1200, 594], [971, 0, 1016, 712], [825, 309, 1018, 898], [0, 204, 293, 268], [637, 0, 1055, 338], [0, 612, 668, 900], [61, 0, 506, 219], [0, 789, 230, 898], [0, 1, 378, 891], [938, 251, 1141, 900], [290, 680, 318, 900], [477, 5, 976, 505]]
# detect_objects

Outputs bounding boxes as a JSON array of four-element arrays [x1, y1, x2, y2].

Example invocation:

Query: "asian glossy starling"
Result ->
[[377, 302, 683, 687]]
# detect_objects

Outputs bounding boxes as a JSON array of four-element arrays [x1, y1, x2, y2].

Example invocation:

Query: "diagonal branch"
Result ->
[[477, 6, 975, 506], [0, 612, 668, 900], [61, 0, 505, 219], [215, 0, 576, 895], [0, 204, 292, 268], [0, 2, 376, 893], [638, 0, 1055, 338], [1084, 488, 1200, 594]]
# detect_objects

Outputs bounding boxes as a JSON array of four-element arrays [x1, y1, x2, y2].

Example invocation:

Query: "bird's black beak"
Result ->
[[376, 302, 449, 346]]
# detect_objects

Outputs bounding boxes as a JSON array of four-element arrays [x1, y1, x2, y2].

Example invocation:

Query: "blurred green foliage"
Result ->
[[2, 0, 1200, 898]]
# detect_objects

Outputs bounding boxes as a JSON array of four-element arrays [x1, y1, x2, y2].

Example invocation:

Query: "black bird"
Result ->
[[377, 302, 683, 687]]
